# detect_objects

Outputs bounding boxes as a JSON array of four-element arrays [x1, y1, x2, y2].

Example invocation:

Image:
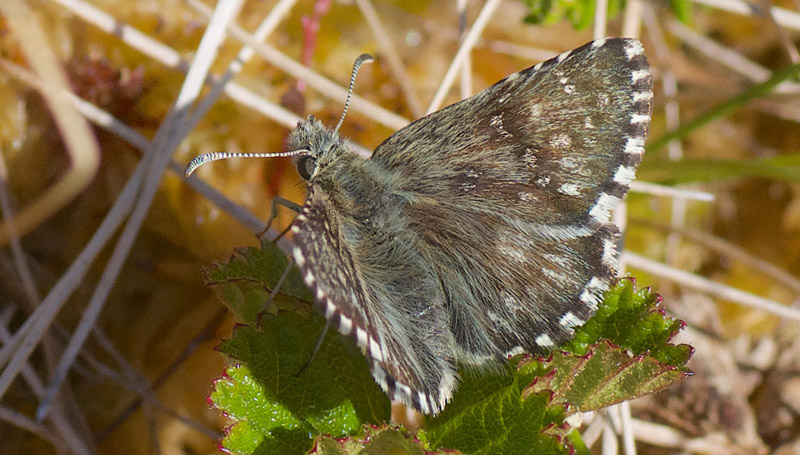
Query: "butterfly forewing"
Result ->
[[371, 38, 651, 356], [290, 38, 652, 414]]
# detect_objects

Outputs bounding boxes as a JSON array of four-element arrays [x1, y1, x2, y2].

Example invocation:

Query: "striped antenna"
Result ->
[[334, 53, 374, 133], [184, 150, 309, 177]]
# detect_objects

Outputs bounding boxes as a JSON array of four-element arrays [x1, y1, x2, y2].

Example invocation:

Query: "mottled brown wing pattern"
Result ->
[[370, 39, 652, 358], [290, 38, 652, 414], [291, 187, 458, 414]]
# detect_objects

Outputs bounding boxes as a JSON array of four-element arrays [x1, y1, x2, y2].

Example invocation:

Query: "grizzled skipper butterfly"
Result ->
[[186, 38, 652, 415]]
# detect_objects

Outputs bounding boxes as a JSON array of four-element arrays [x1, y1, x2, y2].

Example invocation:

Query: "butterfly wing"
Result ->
[[370, 38, 652, 359], [291, 185, 458, 414]]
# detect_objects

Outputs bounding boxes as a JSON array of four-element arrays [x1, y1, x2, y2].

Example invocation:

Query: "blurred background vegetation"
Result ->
[[1, 0, 800, 454]]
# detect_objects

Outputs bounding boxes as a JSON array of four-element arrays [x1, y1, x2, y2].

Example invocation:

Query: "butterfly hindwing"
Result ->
[[291, 186, 458, 414]]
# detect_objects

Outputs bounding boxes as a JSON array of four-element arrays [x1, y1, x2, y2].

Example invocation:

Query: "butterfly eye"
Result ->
[[296, 155, 316, 180]]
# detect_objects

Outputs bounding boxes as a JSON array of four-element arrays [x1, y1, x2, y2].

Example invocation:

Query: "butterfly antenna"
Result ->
[[184, 150, 309, 177], [334, 53, 374, 133]]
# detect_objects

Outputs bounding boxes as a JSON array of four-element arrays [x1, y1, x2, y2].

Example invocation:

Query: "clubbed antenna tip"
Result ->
[[334, 53, 374, 133]]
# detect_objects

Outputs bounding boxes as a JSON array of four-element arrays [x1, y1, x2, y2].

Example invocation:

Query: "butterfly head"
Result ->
[[287, 114, 348, 182], [183, 54, 373, 181]]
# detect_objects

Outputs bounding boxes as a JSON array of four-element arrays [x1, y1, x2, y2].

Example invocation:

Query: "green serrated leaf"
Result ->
[[563, 279, 691, 365], [312, 426, 441, 455], [421, 280, 691, 454], [520, 340, 691, 413], [424, 383, 570, 455], [207, 242, 691, 455], [206, 238, 312, 303], [211, 312, 391, 454], [210, 364, 313, 455]]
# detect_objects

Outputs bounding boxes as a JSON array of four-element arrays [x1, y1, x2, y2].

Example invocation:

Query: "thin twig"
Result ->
[[690, 0, 800, 31], [0, 0, 100, 247], [0, 57, 270, 239], [426, 0, 503, 114], [355, 0, 424, 118], [629, 181, 715, 202], [622, 251, 800, 322], [594, 0, 608, 39], [668, 20, 800, 95], [630, 218, 800, 295], [185, 0, 410, 131], [34, 0, 246, 422]]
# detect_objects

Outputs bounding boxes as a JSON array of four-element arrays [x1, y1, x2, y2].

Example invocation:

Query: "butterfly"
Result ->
[[187, 37, 652, 415]]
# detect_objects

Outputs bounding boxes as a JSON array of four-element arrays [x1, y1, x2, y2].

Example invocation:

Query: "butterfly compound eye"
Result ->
[[296, 155, 316, 180]]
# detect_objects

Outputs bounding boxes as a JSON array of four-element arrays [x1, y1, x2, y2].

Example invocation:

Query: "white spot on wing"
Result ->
[[490, 114, 513, 138], [292, 247, 305, 267], [613, 165, 637, 186], [603, 238, 617, 267], [633, 91, 653, 102], [418, 392, 431, 414], [530, 104, 542, 120], [304, 270, 315, 286], [506, 72, 520, 82], [542, 267, 567, 282], [533, 223, 592, 240], [500, 243, 526, 262], [559, 311, 584, 329], [589, 192, 620, 222], [291, 225, 300, 234], [325, 301, 336, 318], [502, 292, 518, 310], [558, 183, 581, 196], [369, 337, 383, 362], [338, 314, 353, 334], [625, 40, 645, 60], [557, 50, 572, 63], [535, 333, 555, 347], [631, 113, 651, 124], [586, 276, 606, 291], [631, 69, 650, 82], [580, 289, 596, 306], [579, 277, 608, 310], [356, 328, 368, 349], [624, 137, 645, 155], [551, 133, 571, 149], [543, 253, 571, 268], [371, 363, 388, 390], [397, 383, 413, 400], [592, 38, 608, 48]]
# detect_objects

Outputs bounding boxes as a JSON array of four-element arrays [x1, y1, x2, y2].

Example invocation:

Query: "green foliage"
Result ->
[[639, 154, 800, 186], [311, 426, 447, 455], [206, 240, 692, 454], [521, 0, 692, 30], [646, 62, 800, 153]]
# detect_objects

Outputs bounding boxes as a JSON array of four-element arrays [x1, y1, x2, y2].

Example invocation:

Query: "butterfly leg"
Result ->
[[293, 318, 332, 378], [259, 196, 304, 240]]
